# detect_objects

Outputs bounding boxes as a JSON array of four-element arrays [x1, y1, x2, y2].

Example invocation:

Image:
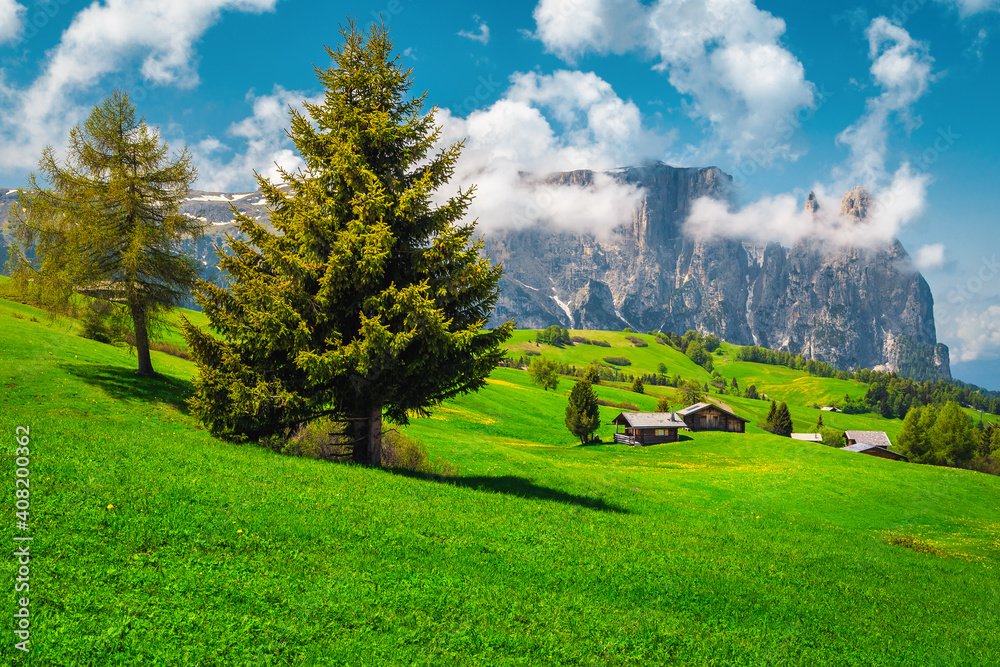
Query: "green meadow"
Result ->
[[1, 299, 998, 665]]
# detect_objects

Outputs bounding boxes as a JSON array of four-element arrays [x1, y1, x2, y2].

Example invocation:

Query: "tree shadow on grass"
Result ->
[[388, 469, 630, 514], [61, 363, 192, 414]]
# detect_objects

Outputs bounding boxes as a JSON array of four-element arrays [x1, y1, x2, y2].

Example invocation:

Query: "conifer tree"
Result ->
[[183, 22, 513, 463], [565, 379, 601, 444], [631, 377, 644, 394], [766, 400, 777, 427], [773, 402, 794, 437], [10, 91, 200, 375]]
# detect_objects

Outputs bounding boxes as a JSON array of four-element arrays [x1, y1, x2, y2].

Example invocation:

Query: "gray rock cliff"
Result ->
[[483, 162, 949, 377]]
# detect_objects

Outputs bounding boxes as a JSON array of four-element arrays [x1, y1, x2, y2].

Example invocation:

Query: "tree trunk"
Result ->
[[368, 404, 382, 467], [350, 405, 383, 466], [130, 301, 155, 375]]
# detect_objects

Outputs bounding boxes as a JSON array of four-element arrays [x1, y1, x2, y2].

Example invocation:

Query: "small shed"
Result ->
[[791, 433, 823, 443], [842, 443, 909, 462], [611, 412, 686, 446], [676, 402, 748, 433]]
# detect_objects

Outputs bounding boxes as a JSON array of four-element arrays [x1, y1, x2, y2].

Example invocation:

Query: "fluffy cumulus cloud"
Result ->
[[0, 0, 25, 44], [533, 0, 816, 164], [684, 18, 935, 250], [949, 306, 1000, 362], [436, 69, 669, 234], [189, 86, 322, 192], [0, 0, 278, 176], [836, 17, 934, 187], [914, 243, 946, 270]]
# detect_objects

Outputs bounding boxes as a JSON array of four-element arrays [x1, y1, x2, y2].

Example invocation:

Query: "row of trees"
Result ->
[[862, 373, 1000, 420], [8, 22, 514, 465], [896, 402, 998, 471], [536, 325, 571, 346], [735, 346, 850, 380]]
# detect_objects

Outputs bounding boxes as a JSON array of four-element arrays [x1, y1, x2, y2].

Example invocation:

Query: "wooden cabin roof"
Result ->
[[676, 402, 749, 422], [612, 412, 687, 429], [844, 431, 892, 448], [842, 443, 909, 461]]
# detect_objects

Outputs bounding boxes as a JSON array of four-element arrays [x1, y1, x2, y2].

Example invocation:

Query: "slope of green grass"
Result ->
[[1, 310, 998, 665], [505, 329, 714, 382]]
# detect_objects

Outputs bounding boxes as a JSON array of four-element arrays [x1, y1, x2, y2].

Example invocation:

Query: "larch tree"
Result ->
[[182, 21, 513, 465], [9, 90, 201, 375]]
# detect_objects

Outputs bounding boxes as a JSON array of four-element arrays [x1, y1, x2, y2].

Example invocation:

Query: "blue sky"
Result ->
[[0, 0, 997, 387]]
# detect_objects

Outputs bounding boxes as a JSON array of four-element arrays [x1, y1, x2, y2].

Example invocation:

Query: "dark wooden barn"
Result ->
[[611, 412, 687, 446], [676, 402, 748, 433]]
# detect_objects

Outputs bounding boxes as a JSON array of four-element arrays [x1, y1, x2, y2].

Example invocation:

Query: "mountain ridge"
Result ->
[[0, 164, 951, 379]]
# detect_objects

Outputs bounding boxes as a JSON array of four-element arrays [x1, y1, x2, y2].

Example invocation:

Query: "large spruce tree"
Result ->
[[9, 91, 201, 375], [565, 379, 601, 444], [183, 21, 513, 464]]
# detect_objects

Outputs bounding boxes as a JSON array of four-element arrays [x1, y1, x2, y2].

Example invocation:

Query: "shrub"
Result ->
[[625, 335, 648, 348], [593, 339, 611, 347], [382, 430, 459, 475], [603, 356, 631, 366], [263, 421, 457, 475], [262, 419, 354, 461], [149, 341, 191, 360]]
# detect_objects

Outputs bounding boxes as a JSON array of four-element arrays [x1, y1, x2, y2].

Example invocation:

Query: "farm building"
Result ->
[[842, 430, 907, 462], [791, 433, 823, 443], [844, 431, 893, 449], [842, 443, 909, 462], [611, 412, 686, 446], [676, 402, 748, 433]]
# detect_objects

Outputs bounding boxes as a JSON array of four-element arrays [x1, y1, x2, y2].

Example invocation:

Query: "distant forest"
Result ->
[[732, 344, 1000, 418]]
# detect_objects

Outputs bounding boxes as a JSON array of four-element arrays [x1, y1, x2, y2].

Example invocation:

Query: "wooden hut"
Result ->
[[842, 443, 909, 462], [676, 402, 748, 433], [842, 431, 907, 461], [611, 412, 686, 446]]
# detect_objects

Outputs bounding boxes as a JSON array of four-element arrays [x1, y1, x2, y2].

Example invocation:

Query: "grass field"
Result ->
[[2, 301, 999, 665]]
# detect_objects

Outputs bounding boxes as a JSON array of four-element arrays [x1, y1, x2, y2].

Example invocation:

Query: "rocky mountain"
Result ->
[[0, 166, 951, 378], [483, 163, 950, 378]]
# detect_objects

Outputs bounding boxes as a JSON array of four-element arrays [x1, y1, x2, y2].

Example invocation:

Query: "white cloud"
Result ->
[[967, 28, 989, 59], [949, 305, 1000, 362], [533, 0, 647, 61], [533, 0, 816, 164], [684, 18, 934, 250], [836, 17, 934, 188], [937, 0, 1000, 15], [458, 16, 490, 45], [914, 243, 946, 270], [0, 0, 278, 177], [437, 70, 667, 234], [0, 0, 25, 45], [188, 86, 321, 192]]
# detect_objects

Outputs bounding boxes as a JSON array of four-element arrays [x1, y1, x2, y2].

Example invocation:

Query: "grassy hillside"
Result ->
[[1, 304, 998, 665]]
